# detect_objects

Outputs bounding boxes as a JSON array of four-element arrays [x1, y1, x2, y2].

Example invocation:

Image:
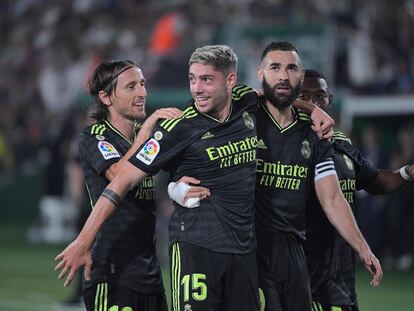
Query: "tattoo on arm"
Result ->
[[102, 189, 121, 207]]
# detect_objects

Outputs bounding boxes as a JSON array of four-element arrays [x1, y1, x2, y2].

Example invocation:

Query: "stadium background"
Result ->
[[0, 0, 413, 310]]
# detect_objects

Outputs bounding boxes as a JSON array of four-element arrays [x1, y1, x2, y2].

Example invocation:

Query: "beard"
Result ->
[[262, 77, 302, 110]]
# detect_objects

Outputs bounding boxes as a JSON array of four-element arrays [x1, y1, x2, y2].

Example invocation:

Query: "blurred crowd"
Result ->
[[354, 124, 414, 271], [1, 0, 413, 270]]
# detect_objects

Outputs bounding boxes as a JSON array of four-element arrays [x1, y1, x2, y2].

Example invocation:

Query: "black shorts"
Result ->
[[83, 283, 168, 311], [170, 241, 260, 311], [257, 232, 311, 311], [312, 301, 360, 311]]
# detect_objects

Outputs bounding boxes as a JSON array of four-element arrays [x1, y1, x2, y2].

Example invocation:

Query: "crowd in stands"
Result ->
[[1, 0, 413, 269]]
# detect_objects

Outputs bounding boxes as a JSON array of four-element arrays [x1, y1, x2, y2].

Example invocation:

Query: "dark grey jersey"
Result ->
[[130, 86, 259, 254], [79, 120, 163, 293], [306, 131, 378, 305], [255, 99, 334, 241]]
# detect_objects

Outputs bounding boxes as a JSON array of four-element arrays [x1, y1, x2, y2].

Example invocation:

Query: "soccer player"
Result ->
[[65, 59, 187, 311], [55, 46, 332, 311], [254, 42, 382, 311], [56, 46, 261, 311], [301, 69, 414, 311]]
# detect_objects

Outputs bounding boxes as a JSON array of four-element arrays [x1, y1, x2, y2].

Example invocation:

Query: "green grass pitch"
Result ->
[[1, 226, 413, 311]]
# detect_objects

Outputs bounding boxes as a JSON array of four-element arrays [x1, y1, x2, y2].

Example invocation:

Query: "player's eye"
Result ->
[[298, 94, 310, 101], [287, 65, 298, 72]]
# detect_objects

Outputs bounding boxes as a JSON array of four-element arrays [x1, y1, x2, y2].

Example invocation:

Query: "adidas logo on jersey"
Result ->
[[201, 131, 214, 140], [256, 139, 267, 149]]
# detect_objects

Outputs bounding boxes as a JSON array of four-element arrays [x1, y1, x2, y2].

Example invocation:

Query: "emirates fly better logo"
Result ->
[[136, 138, 160, 165]]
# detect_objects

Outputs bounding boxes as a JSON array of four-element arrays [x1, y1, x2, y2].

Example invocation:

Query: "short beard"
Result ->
[[262, 77, 302, 110]]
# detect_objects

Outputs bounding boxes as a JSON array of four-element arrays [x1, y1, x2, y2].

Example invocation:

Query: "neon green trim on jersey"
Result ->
[[160, 107, 198, 132], [232, 85, 255, 100], [171, 243, 182, 311], [261, 102, 298, 133], [91, 124, 107, 135], [104, 120, 132, 144], [298, 112, 311, 121], [196, 102, 234, 123], [85, 182, 94, 209], [312, 301, 323, 311], [333, 130, 352, 144], [94, 283, 108, 311], [333, 136, 352, 144]]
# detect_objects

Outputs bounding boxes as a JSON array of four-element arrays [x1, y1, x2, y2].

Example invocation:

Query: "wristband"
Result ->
[[168, 182, 200, 208], [102, 188, 121, 206], [399, 165, 413, 181]]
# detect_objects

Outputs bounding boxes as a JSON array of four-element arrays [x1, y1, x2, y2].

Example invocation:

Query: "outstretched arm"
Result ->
[[56, 108, 181, 286], [365, 164, 414, 194], [315, 174, 383, 287], [54, 161, 148, 287]]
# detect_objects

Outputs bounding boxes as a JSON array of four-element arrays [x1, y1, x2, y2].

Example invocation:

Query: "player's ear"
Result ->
[[227, 72, 237, 89], [328, 94, 333, 106], [99, 90, 111, 106], [257, 65, 264, 83]]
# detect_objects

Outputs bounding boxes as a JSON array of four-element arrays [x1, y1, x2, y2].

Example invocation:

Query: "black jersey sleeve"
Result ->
[[79, 131, 122, 177], [129, 106, 204, 175], [313, 138, 336, 181], [232, 85, 259, 112], [334, 138, 379, 190], [316, 138, 334, 161]]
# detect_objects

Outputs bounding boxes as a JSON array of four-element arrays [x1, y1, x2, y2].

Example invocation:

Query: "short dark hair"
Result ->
[[88, 60, 138, 121], [260, 41, 299, 61], [304, 69, 326, 80]]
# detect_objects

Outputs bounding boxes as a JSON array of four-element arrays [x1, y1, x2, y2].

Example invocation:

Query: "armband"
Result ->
[[102, 189, 121, 207]]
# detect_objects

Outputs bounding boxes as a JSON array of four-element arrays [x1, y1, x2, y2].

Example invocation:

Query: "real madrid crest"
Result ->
[[343, 154, 354, 171], [154, 131, 163, 141], [243, 112, 254, 129], [301, 140, 311, 159]]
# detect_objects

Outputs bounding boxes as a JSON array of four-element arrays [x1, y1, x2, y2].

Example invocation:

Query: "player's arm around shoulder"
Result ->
[[293, 99, 335, 139], [106, 108, 183, 180]]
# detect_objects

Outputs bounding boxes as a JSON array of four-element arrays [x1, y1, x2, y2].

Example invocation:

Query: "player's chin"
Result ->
[[196, 102, 211, 113], [133, 110, 145, 119]]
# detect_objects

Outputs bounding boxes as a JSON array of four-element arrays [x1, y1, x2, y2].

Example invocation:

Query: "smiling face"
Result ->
[[101, 66, 147, 122], [258, 50, 304, 110], [189, 62, 235, 119]]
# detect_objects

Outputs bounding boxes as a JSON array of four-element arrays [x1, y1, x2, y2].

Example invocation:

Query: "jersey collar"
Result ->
[[103, 120, 133, 145], [259, 99, 298, 133], [194, 100, 233, 124]]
